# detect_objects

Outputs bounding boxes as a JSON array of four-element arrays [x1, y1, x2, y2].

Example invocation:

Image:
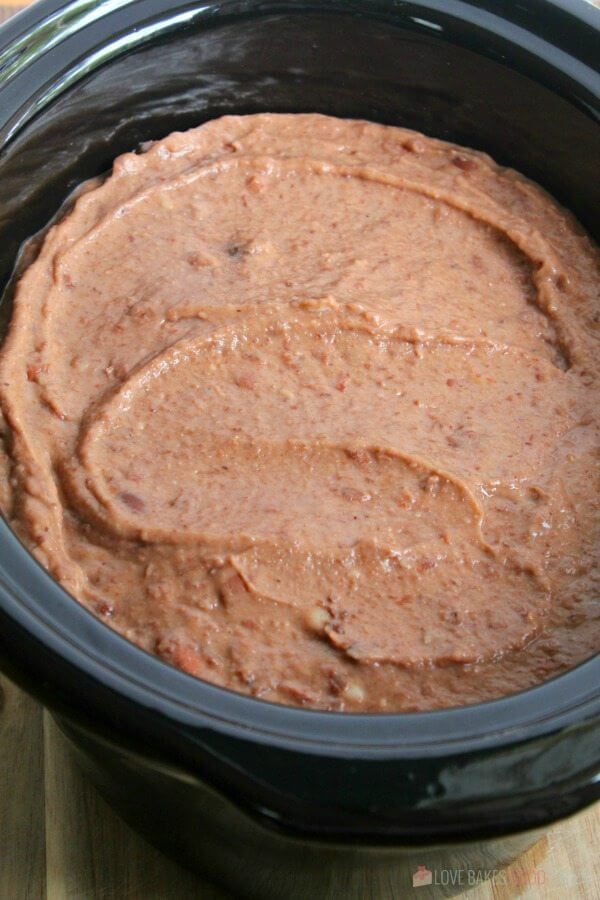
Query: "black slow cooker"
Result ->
[[0, 1, 598, 896]]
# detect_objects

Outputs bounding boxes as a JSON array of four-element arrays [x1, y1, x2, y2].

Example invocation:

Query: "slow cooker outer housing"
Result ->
[[0, 0, 599, 891]]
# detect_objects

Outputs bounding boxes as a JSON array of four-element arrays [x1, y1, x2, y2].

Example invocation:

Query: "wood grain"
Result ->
[[0, 677, 45, 899], [43, 713, 225, 900]]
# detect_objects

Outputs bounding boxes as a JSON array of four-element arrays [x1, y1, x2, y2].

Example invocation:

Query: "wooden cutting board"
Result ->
[[0, 2, 598, 896]]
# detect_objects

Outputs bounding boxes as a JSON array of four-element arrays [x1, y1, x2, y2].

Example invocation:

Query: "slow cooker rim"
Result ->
[[0, 0, 599, 148], [0, 0, 598, 759]]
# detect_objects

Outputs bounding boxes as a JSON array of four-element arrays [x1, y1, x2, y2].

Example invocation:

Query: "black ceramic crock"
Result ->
[[0, 1, 599, 896]]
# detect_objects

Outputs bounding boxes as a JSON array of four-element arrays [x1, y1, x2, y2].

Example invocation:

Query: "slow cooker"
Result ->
[[0, 1, 598, 896]]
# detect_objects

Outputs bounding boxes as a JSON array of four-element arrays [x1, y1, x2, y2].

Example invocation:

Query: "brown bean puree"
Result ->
[[0, 114, 598, 711]]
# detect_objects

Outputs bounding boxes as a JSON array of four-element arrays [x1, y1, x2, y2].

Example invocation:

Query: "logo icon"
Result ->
[[413, 865, 433, 888]]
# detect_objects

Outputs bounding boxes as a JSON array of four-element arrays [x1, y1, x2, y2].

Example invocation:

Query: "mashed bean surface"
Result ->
[[1, 114, 598, 711]]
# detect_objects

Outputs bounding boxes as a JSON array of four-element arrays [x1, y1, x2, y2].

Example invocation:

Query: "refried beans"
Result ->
[[0, 113, 598, 712]]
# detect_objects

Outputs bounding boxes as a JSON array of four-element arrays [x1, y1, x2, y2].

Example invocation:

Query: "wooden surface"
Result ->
[[1, 1, 599, 897]]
